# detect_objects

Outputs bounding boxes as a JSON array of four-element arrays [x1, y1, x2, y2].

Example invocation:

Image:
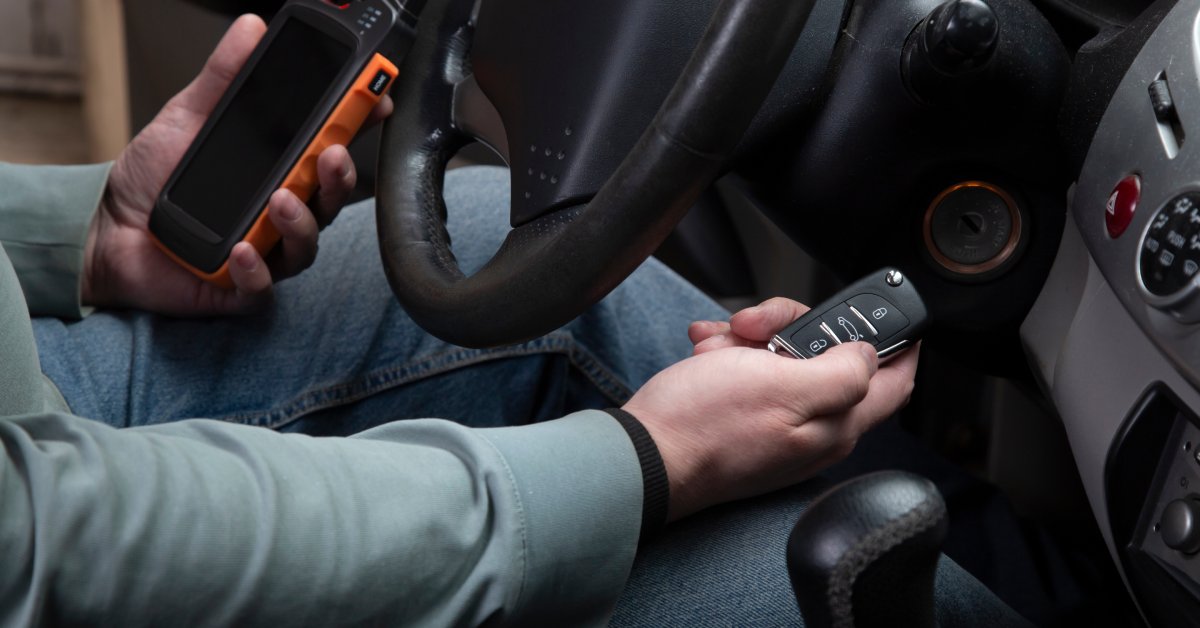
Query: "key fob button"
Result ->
[[820, 303, 876, 344], [788, 321, 837, 357], [846, 293, 909, 341], [769, 268, 926, 362]]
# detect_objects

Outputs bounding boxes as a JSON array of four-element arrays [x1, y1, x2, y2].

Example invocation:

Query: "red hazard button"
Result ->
[[1106, 175, 1141, 238]]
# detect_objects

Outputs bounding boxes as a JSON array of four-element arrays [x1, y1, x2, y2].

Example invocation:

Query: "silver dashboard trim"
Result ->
[[1071, 0, 1200, 391]]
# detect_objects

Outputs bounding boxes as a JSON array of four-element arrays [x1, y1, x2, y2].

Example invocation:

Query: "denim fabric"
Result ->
[[31, 165, 1026, 626], [32, 166, 721, 434], [611, 480, 1031, 627]]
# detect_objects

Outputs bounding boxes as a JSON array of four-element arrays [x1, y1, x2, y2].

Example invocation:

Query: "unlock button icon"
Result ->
[[848, 294, 909, 341]]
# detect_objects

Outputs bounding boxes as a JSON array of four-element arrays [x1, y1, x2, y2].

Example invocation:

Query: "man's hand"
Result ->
[[624, 297, 919, 521], [82, 15, 393, 316]]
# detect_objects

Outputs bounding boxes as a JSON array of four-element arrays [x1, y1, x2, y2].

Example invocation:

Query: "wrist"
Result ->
[[621, 400, 711, 523], [81, 190, 115, 307], [604, 408, 670, 538], [81, 211, 99, 306]]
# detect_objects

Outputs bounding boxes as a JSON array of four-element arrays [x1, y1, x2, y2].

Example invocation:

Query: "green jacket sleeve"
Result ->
[[0, 409, 644, 627], [0, 242, 70, 416], [0, 163, 646, 625], [0, 162, 112, 319]]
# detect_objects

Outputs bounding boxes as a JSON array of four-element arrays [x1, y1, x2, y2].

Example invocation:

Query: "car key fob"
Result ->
[[767, 268, 930, 360]]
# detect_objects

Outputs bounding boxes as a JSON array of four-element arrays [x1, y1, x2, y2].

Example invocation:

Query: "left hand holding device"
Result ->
[[82, 15, 392, 316]]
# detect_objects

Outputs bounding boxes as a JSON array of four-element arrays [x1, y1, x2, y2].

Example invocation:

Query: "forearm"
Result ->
[[0, 410, 643, 626]]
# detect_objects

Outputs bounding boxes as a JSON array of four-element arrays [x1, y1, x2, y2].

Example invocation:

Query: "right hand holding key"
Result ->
[[624, 296, 920, 522]]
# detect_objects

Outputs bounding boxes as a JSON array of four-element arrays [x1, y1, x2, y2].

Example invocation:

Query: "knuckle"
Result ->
[[786, 428, 822, 456], [832, 436, 859, 462], [302, 242, 320, 269], [900, 379, 916, 407], [764, 296, 805, 315]]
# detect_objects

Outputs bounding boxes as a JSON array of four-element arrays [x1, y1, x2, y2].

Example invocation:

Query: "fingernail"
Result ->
[[279, 195, 301, 222], [858, 343, 879, 369], [235, 247, 258, 271]]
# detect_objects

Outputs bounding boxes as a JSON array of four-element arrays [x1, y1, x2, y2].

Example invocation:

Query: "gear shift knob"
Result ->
[[786, 471, 948, 628]]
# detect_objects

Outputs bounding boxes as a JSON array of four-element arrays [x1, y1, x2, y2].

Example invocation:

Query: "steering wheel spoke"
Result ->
[[451, 75, 510, 163], [378, 0, 819, 347]]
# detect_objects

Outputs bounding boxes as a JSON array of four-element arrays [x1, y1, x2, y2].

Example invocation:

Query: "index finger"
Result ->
[[730, 297, 812, 342]]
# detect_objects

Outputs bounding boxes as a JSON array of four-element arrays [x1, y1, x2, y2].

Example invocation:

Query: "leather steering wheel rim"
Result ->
[[377, 0, 818, 348]]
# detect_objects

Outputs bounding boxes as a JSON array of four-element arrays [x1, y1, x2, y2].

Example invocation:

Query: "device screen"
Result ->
[[169, 18, 352, 238]]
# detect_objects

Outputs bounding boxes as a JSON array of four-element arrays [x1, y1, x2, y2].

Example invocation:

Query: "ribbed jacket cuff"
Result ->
[[604, 408, 669, 540]]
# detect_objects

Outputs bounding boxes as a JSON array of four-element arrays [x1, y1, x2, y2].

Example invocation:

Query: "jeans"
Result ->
[[32, 166, 1027, 626], [32, 167, 710, 433]]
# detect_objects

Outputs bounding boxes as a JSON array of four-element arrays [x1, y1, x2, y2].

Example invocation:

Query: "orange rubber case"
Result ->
[[152, 53, 398, 289]]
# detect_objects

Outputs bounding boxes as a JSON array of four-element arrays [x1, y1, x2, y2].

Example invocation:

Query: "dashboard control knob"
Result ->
[[921, 0, 1000, 74], [1161, 498, 1200, 554], [902, 0, 1000, 103], [1135, 192, 1200, 322], [1140, 193, 1200, 297]]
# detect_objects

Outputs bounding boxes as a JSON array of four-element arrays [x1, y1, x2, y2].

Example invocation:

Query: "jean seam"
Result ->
[[564, 342, 635, 406], [243, 338, 571, 429], [208, 330, 636, 430]]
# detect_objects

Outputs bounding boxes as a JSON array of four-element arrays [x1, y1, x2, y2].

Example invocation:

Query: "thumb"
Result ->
[[169, 14, 267, 119], [779, 341, 878, 417]]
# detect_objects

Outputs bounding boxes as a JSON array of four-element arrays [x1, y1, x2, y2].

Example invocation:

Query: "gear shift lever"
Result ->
[[786, 471, 948, 628]]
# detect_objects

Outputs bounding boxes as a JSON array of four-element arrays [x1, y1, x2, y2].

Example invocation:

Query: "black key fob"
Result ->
[[767, 268, 930, 360]]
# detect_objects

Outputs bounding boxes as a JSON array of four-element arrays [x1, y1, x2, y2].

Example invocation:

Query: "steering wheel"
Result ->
[[376, 0, 818, 347]]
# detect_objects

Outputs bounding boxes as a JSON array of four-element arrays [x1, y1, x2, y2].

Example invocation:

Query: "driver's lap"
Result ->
[[30, 166, 727, 434]]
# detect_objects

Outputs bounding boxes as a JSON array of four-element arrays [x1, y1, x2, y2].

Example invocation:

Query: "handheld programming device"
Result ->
[[150, 0, 421, 287]]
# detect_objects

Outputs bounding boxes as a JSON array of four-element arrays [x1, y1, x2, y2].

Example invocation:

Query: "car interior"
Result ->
[[38, 0, 1200, 624]]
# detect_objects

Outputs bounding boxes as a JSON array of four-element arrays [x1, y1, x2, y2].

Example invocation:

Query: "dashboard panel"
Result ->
[[1024, 0, 1200, 621]]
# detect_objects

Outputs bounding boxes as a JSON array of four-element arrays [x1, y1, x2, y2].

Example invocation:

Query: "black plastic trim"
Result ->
[[1105, 382, 1200, 627]]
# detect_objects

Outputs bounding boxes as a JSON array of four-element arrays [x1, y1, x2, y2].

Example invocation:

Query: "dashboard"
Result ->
[[1024, 0, 1200, 622]]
